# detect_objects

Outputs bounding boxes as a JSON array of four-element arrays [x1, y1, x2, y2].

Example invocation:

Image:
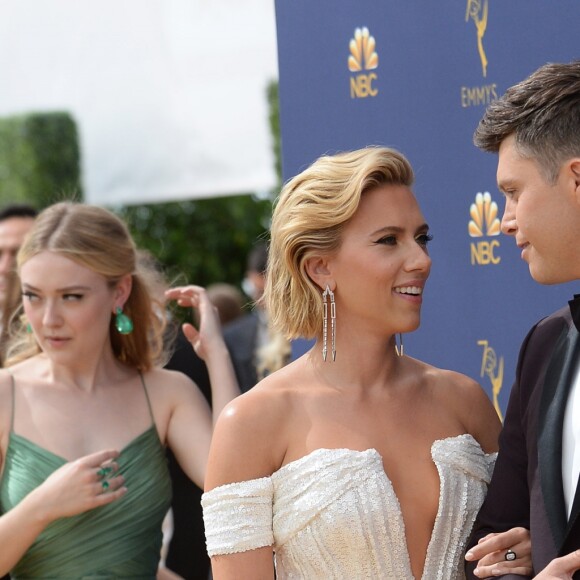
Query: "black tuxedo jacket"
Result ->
[[466, 296, 580, 579], [223, 312, 260, 393], [164, 330, 212, 579]]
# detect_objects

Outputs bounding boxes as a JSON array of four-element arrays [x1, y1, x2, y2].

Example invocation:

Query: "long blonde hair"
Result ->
[[6, 202, 168, 370], [265, 146, 414, 340]]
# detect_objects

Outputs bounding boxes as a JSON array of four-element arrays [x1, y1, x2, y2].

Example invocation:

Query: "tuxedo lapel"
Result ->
[[538, 322, 579, 549]]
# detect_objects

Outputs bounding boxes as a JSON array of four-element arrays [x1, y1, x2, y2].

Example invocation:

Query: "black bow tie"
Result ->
[[569, 294, 580, 331]]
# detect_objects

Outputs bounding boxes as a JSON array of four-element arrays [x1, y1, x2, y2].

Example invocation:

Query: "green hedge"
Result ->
[[0, 111, 82, 208]]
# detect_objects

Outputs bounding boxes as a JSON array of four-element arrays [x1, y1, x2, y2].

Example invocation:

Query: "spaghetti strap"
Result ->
[[138, 372, 156, 426], [8, 372, 15, 433]]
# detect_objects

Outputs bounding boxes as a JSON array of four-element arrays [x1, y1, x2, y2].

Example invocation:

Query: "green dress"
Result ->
[[0, 375, 172, 579]]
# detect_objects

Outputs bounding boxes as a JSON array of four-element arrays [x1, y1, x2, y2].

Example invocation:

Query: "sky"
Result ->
[[0, 0, 279, 205]]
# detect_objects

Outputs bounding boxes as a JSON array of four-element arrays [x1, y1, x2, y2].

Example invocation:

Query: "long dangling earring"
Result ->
[[322, 285, 336, 362], [395, 333, 404, 357], [115, 306, 133, 335]]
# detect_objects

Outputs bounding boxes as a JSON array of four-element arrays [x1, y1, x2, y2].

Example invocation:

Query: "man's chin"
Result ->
[[530, 267, 574, 286]]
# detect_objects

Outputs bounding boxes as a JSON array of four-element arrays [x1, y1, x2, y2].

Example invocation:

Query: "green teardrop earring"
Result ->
[[25, 323, 32, 334], [115, 307, 133, 335]]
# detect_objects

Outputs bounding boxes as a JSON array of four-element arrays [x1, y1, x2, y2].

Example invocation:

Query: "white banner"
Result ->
[[0, 0, 278, 205]]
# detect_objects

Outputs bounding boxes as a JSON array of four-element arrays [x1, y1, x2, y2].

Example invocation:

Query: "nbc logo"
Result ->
[[469, 191, 501, 265], [349, 27, 379, 99]]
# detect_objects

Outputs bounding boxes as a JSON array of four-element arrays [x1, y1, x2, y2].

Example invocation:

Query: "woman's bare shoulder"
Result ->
[[413, 358, 483, 394], [205, 363, 304, 489], [140, 366, 202, 398], [222, 366, 297, 432], [416, 359, 501, 451]]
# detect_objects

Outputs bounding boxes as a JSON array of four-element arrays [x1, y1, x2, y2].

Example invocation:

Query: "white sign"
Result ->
[[0, 0, 279, 205]]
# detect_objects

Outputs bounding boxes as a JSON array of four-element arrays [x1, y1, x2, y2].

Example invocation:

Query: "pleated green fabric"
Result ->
[[0, 423, 172, 579]]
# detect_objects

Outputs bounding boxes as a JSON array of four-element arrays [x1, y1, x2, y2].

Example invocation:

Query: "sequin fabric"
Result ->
[[202, 434, 496, 579]]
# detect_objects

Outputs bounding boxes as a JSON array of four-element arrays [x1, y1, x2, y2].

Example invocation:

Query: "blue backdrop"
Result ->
[[275, 0, 579, 418]]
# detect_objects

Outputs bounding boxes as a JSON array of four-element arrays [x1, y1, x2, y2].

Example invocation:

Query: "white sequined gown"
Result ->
[[202, 434, 496, 579]]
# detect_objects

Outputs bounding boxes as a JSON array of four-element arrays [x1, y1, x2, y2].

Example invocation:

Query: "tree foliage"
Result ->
[[0, 111, 82, 207], [116, 194, 272, 289]]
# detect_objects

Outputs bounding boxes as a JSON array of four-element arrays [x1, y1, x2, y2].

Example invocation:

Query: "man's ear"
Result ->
[[569, 159, 580, 205], [304, 256, 334, 292]]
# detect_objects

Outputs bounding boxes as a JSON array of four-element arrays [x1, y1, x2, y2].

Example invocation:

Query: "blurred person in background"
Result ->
[[0, 204, 37, 367], [223, 242, 290, 392]]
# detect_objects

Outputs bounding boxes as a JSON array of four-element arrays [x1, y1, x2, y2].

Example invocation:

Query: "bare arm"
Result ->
[[0, 449, 126, 575], [204, 388, 288, 580], [164, 371, 213, 488], [211, 548, 275, 580]]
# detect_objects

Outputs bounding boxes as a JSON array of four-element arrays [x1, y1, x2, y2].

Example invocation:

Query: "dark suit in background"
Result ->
[[466, 297, 580, 579], [223, 311, 262, 393], [165, 330, 212, 580]]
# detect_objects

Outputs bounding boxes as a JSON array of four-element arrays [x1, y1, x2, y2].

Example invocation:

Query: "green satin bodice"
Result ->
[[0, 376, 172, 579]]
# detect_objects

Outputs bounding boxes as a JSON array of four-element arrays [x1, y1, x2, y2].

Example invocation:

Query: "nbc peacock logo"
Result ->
[[349, 27, 379, 99], [469, 191, 501, 265], [469, 191, 500, 237]]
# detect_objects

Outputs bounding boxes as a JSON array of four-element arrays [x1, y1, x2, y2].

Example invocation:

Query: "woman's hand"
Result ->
[[165, 285, 224, 361], [28, 449, 127, 524], [165, 284, 240, 427], [0, 449, 127, 575], [465, 526, 533, 577]]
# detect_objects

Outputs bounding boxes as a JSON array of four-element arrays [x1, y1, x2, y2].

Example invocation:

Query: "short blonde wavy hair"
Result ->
[[6, 202, 168, 370], [264, 146, 414, 340]]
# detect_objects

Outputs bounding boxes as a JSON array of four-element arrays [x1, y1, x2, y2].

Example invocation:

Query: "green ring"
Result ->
[[101, 480, 110, 491], [97, 466, 113, 478]]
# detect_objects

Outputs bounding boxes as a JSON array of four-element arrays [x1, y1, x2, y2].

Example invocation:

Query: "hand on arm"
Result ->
[[0, 449, 126, 574], [165, 285, 240, 422], [464, 527, 532, 577], [533, 550, 580, 579]]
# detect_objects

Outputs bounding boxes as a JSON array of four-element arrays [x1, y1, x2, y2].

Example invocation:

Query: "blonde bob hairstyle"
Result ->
[[6, 202, 168, 370], [265, 146, 414, 340]]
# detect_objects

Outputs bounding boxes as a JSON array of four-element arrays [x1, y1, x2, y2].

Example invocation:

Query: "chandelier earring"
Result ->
[[394, 333, 404, 357], [322, 285, 336, 362]]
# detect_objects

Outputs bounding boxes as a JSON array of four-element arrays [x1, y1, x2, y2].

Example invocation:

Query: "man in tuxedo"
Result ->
[[465, 61, 580, 578]]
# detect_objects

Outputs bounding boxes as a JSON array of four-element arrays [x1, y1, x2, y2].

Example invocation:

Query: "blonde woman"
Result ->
[[0, 202, 239, 578], [202, 147, 530, 578]]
